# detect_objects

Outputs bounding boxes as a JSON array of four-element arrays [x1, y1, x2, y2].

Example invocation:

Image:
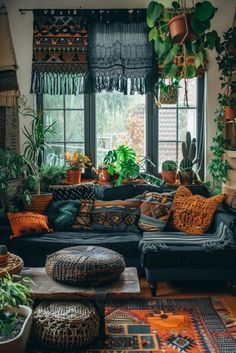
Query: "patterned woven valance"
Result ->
[[31, 10, 88, 95]]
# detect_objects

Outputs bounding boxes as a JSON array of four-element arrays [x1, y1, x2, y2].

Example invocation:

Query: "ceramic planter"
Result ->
[[66, 169, 82, 184], [0, 305, 33, 353], [24, 193, 53, 214], [168, 14, 197, 43], [162, 170, 177, 184], [179, 170, 194, 185]]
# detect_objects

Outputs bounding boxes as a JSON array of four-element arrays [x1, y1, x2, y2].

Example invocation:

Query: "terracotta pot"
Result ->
[[24, 193, 53, 214], [179, 171, 194, 185], [98, 165, 111, 183], [0, 305, 33, 353], [168, 14, 197, 43], [162, 170, 177, 184], [66, 169, 82, 184], [0, 252, 10, 266], [224, 106, 236, 121]]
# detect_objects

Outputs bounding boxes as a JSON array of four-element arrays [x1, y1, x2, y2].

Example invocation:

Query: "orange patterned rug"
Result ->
[[28, 297, 236, 353]]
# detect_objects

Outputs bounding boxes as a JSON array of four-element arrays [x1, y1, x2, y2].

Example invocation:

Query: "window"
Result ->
[[96, 91, 146, 166], [41, 77, 204, 175], [43, 94, 85, 165]]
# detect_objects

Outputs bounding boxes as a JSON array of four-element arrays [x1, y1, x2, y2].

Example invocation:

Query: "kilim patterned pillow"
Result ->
[[46, 201, 81, 231], [48, 183, 96, 201], [8, 212, 52, 239], [138, 191, 175, 232], [172, 186, 225, 235], [91, 199, 141, 232], [72, 199, 94, 230]]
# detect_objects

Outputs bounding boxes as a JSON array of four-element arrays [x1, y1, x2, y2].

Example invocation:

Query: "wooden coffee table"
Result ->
[[21, 267, 140, 340]]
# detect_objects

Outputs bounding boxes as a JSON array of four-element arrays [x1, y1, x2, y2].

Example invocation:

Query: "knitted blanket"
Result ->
[[139, 222, 235, 254]]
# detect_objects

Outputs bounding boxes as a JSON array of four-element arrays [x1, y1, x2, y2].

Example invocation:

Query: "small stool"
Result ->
[[33, 301, 99, 350], [45, 245, 125, 285]]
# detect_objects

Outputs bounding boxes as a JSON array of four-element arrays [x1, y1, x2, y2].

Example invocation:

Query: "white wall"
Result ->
[[4, 0, 236, 164]]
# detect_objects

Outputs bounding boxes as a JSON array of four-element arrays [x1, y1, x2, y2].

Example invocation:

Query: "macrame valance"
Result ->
[[88, 21, 157, 95], [31, 9, 88, 95]]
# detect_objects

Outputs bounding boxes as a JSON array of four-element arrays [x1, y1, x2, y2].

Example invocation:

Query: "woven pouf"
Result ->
[[33, 301, 99, 350], [46, 245, 125, 285]]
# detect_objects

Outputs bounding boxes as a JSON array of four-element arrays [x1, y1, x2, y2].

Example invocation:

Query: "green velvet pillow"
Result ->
[[46, 200, 80, 231]]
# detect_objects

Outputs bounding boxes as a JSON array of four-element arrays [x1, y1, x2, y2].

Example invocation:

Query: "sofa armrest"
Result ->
[[212, 206, 236, 233]]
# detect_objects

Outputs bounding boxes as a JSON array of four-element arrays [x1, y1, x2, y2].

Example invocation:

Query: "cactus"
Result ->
[[179, 132, 199, 172], [0, 245, 8, 255]]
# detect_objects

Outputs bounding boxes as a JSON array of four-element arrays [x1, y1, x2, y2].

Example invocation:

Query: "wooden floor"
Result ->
[[115, 278, 236, 317]]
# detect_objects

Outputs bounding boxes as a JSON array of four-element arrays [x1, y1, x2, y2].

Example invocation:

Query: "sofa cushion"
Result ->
[[5, 231, 142, 260], [47, 200, 80, 231], [48, 183, 96, 201], [72, 199, 94, 230], [172, 186, 225, 234]]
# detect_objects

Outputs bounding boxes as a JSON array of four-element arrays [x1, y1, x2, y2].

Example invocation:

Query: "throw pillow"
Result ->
[[48, 183, 96, 201], [72, 199, 94, 230], [91, 198, 141, 232], [138, 191, 175, 232], [46, 200, 80, 231], [7, 212, 52, 239], [172, 186, 225, 235]]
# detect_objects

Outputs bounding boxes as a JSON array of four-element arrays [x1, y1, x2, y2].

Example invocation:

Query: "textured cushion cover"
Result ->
[[7, 212, 52, 239], [172, 186, 225, 234], [91, 199, 141, 232], [139, 191, 174, 232], [46, 201, 80, 231], [48, 183, 96, 201], [72, 199, 94, 230]]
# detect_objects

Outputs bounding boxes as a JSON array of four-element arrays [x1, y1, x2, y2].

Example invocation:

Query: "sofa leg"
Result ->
[[150, 281, 157, 297], [231, 281, 236, 296]]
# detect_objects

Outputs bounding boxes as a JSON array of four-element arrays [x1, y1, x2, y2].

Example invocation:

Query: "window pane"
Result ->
[[44, 110, 64, 142], [44, 95, 63, 109], [178, 78, 197, 107], [178, 109, 197, 141], [65, 143, 84, 154], [96, 91, 146, 166], [65, 95, 84, 109], [158, 142, 177, 171], [159, 109, 177, 141], [45, 144, 65, 165], [65, 111, 84, 143]]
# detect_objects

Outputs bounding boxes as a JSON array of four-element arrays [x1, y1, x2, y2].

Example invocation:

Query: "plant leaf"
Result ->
[[186, 64, 196, 78], [194, 52, 204, 68], [194, 1, 214, 22], [147, 1, 164, 28]]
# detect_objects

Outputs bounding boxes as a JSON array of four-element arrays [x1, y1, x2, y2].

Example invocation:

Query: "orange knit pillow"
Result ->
[[172, 186, 225, 235], [8, 212, 52, 239]]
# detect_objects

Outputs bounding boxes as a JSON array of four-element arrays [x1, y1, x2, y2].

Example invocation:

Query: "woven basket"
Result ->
[[46, 245, 125, 285], [0, 254, 24, 277], [160, 86, 178, 105], [33, 301, 99, 351], [24, 193, 53, 214]]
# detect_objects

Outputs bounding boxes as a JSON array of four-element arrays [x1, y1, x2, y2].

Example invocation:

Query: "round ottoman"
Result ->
[[45, 245, 126, 285], [33, 301, 99, 350]]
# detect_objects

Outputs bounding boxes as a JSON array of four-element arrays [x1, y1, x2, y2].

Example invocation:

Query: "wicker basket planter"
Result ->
[[160, 85, 178, 105], [33, 301, 99, 351], [45, 245, 125, 285]]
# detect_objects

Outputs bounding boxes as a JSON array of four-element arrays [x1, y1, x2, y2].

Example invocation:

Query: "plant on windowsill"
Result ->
[[147, 0, 219, 106], [65, 151, 91, 184], [40, 165, 67, 190], [0, 274, 33, 353], [179, 131, 199, 185], [103, 145, 163, 187], [162, 160, 178, 184], [19, 96, 56, 213]]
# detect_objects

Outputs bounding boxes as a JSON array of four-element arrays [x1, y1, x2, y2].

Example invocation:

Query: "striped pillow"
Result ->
[[138, 192, 174, 232], [91, 198, 141, 232]]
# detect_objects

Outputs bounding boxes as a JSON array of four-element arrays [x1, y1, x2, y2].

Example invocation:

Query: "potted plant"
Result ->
[[147, 0, 219, 105], [19, 96, 56, 213], [162, 160, 178, 184], [0, 274, 33, 353], [40, 165, 66, 190], [179, 131, 199, 185], [65, 151, 91, 184], [0, 245, 9, 266], [97, 164, 112, 183]]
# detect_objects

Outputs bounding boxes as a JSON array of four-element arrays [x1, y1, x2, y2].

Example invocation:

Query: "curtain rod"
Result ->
[[18, 8, 145, 15]]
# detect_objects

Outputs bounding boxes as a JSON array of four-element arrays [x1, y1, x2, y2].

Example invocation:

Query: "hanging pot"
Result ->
[[160, 85, 178, 104], [168, 14, 197, 44], [225, 106, 236, 121], [66, 169, 82, 184]]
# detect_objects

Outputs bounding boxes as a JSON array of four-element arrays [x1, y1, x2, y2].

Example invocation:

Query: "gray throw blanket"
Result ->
[[139, 222, 235, 254]]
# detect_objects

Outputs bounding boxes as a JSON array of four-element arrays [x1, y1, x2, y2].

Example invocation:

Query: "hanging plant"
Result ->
[[147, 0, 219, 105]]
